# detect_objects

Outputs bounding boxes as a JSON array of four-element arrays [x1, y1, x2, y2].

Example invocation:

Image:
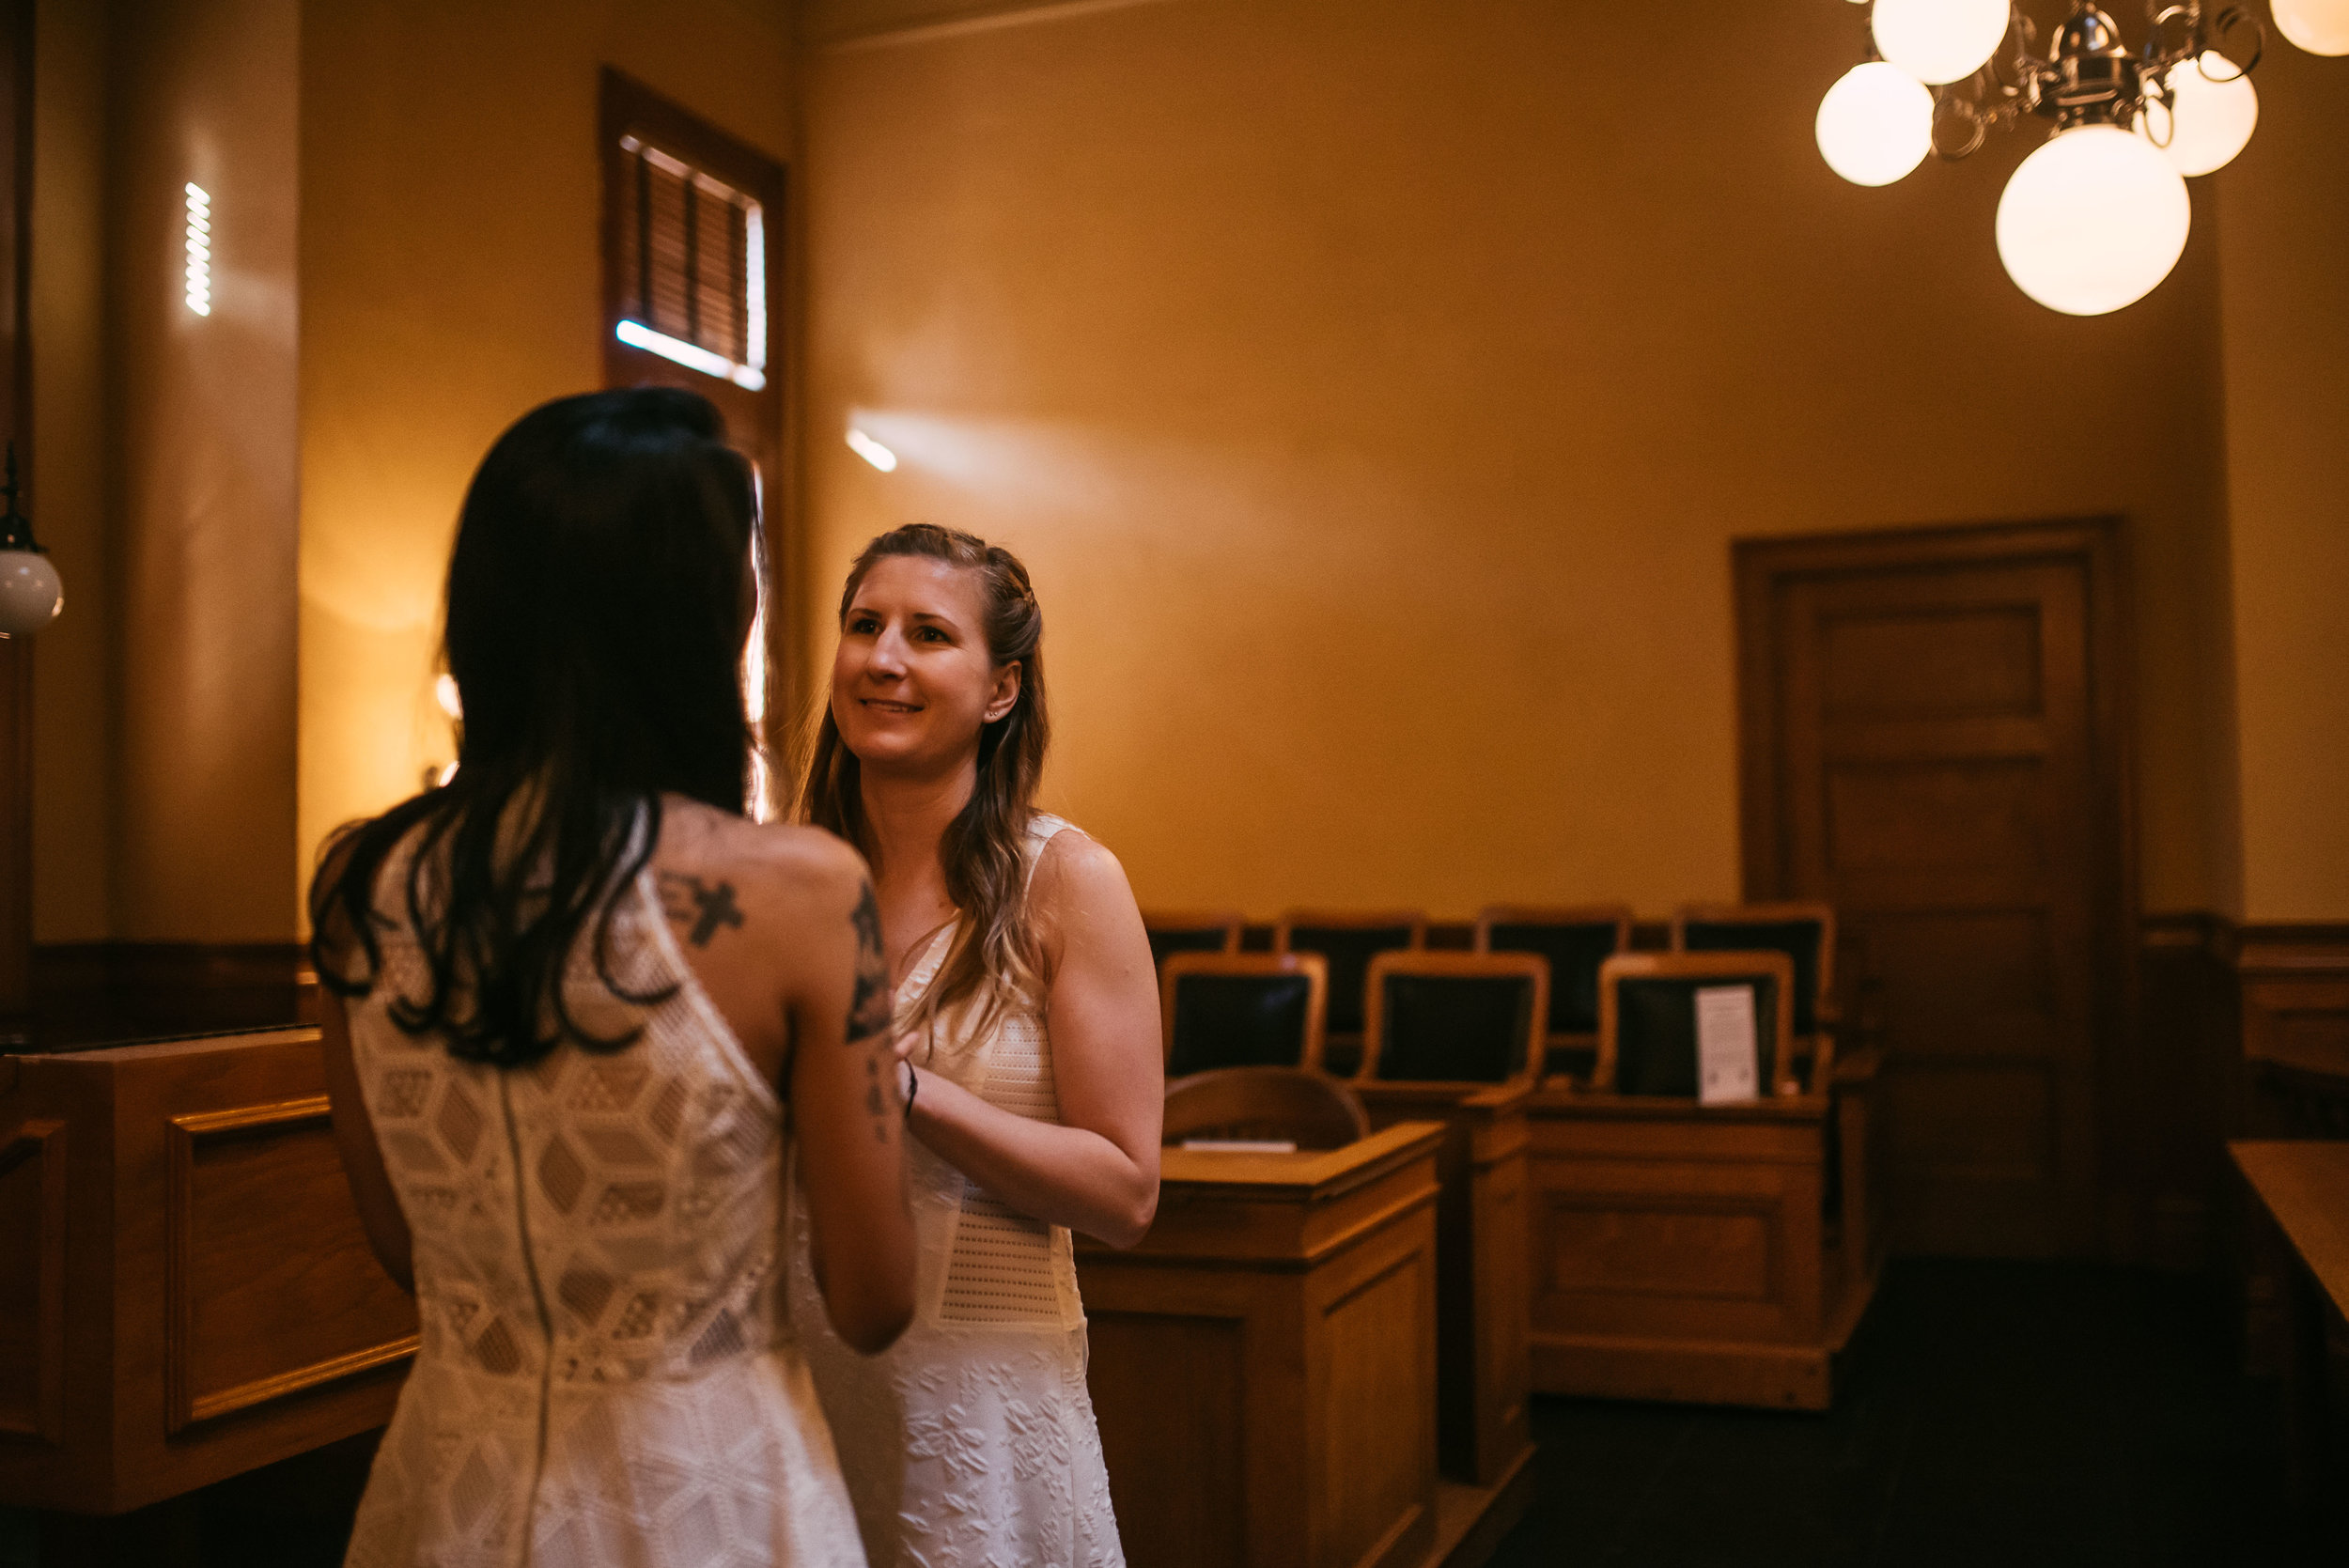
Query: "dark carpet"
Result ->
[[1486, 1259, 2319, 1568]]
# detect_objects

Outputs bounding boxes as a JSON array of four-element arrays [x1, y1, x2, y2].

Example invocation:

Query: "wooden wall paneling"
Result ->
[[2236, 924, 2349, 1137], [1079, 1125, 1443, 1568], [28, 942, 315, 1048], [1351, 1082, 1532, 1489], [0, 1114, 66, 1442], [0, 1028, 414, 1514], [2132, 913, 2241, 1270]]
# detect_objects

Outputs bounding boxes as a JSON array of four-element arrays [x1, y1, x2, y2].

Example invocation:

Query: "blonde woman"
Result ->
[[789, 524, 1162, 1567]]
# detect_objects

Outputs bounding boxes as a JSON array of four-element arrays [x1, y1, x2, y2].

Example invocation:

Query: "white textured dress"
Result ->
[[787, 815, 1127, 1568], [342, 846, 869, 1568]]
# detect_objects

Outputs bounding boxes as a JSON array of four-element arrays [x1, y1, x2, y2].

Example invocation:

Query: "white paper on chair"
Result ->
[[1694, 985, 1760, 1104]]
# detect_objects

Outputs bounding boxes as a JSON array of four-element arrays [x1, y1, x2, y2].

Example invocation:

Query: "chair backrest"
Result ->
[[1274, 909, 1426, 1036], [1361, 952, 1547, 1086], [1143, 909, 1246, 977], [1163, 1065, 1370, 1151], [1595, 951, 1796, 1098], [1161, 952, 1329, 1078], [1474, 904, 1633, 1034], [1672, 902, 1834, 1038]]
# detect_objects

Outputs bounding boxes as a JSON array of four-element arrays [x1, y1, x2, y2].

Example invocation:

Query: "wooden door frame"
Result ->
[[1732, 517, 2140, 1253]]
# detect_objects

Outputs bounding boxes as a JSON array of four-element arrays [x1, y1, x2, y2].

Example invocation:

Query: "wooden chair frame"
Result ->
[[1472, 904, 1633, 956], [1474, 904, 1633, 1079], [1670, 901, 1839, 1032], [1159, 951, 1330, 1075], [1162, 1064, 1371, 1150], [1142, 909, 1246, 955], [1360, 951, 1548, 1091], [1272, 908, 1429, 955], [1594, 950, 1811, 1098]]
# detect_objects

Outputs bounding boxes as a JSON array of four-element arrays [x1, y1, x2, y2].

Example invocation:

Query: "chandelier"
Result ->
[[1816, 1, 2349, 315]]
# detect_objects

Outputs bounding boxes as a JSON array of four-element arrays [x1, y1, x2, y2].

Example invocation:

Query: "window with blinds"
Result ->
[[612, 135, 768, 392]]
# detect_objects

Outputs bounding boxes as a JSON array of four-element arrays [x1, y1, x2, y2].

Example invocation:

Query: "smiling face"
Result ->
[[830, 553, 1021, 780]]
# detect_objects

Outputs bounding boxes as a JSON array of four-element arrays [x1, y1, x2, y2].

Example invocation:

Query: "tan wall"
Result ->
[[296, 0, 793, 913], [29, 0, 112, 941], [798, 0, 2241, 919], [107, 0, 302, 941], [2217, 40, 2349, 922]]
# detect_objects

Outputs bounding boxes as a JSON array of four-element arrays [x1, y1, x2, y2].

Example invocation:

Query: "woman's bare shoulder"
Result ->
[[1029, 823, 1138, 928], [658, 800, 870, 909]]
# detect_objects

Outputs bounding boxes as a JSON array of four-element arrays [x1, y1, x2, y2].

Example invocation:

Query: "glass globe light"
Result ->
[[0, 547, 61, 635], [1996, 125, 2191, 315], [2138, 53, 2258, 176], [2272, 0, 2349, 55], [1816, 62, 1937, 186], [1872, 0, 2013, 85]]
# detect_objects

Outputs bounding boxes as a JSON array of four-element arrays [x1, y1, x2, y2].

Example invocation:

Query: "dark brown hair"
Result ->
[[797, 524, 1049, 1032], [310, 387, 758, 1066]]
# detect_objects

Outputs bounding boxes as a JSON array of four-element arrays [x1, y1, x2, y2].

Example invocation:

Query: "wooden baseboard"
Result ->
[[1422, 1441, 1538, 1568]]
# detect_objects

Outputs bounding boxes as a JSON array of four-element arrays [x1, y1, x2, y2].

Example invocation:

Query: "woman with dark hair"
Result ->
[[315, 388, 915, 1568], [787, 524, 1162, 1567]]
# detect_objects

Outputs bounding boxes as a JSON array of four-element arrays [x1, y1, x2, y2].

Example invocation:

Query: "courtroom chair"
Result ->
[[1360, 952, 1548, 1089], [1142, 908, 1245, 981], [1474, 904, 1632, 1085], [1274, 908, 1426, 1075], [1595, 950, 1809, 1098], [1160, 952, 1329, 1079], [1672, 902, 1838, 1083], [1163, 1065, 1371, 1151]]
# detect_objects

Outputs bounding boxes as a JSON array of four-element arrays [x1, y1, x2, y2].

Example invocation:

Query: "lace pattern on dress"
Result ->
[[342, 828, 866, 1568]]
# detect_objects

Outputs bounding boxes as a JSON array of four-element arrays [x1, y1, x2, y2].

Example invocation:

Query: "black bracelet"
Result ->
[[902, 1060, 919, 1121]]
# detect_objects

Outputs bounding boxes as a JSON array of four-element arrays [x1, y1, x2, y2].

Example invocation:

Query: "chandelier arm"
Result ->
[[2199, 6, 2263, 79]]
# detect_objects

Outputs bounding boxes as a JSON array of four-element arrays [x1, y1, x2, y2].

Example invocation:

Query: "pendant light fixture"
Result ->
[[0, 446, 60, 638], [1815, 2, 2338, 316]]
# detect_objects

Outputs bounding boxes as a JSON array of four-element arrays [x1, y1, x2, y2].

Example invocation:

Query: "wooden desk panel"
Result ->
[[0, 1029, 414, 1514], [2231, 1139, 2349, 1519], [1524, 1063, 1880, 1411], [1081, 1123, 1443, 1568], [1353, 1082, 1532, 1488]]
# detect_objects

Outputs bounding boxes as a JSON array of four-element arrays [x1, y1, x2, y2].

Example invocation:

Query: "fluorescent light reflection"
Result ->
[[742, 466, 774, 822], [846, 428, 898, 472], [614, 318, 767, 391], [183, 183, 211, 316]]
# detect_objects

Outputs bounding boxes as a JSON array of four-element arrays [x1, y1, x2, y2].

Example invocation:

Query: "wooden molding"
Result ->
[[163, 1096, 417, 1434], [0, 1116, 67, 1442]]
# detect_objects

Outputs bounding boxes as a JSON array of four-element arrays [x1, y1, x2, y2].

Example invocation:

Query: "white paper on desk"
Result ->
[[1180, 1139, 1298, 1154], [1694, 985, 1761, 1104]]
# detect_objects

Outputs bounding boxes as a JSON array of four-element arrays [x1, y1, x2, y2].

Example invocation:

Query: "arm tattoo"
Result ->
[[848, 883, 892, 1047], [657, 872, 746, 947], [848, 882, 896, 1143]]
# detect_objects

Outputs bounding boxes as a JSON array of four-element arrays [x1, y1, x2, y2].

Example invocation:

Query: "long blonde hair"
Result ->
[[797, 524, 1050, 1035]]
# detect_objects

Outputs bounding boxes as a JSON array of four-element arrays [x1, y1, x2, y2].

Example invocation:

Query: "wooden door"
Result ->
[[1735, 521, 2133, 1257]]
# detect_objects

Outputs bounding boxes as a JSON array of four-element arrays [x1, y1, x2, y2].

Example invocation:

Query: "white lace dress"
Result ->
[[787, 815, 1126, 1568], [342, 849, 868, 1568]]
